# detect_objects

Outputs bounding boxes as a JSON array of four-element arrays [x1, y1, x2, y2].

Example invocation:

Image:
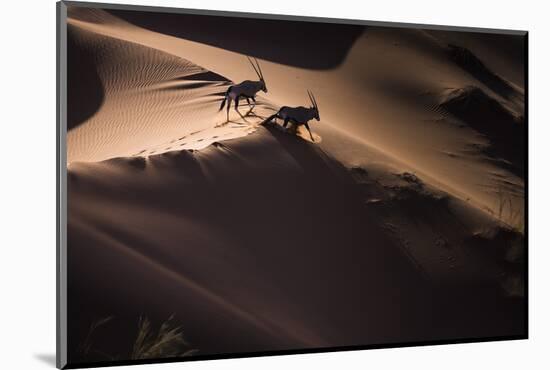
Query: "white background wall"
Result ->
[[1, 0, 548, 368]]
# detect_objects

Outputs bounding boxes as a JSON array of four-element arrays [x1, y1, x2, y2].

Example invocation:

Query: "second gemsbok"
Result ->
[[263, 90, 321, 142]]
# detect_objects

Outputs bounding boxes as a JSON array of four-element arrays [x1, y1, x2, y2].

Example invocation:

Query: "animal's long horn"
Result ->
[[312, 93, 318, 109], [255, 58, 264, 81], [309, 90, 318, 110], [247, 56, 261, 80], [307, 90, 315, 108]]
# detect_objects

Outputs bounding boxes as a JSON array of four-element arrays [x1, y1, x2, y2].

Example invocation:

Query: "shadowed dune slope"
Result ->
[[426, 30, 525, 88], [68, 126, 524, 364], [439, 86, 524, 176], [108, 9, 364, 70], [67, 25, 104, 131]]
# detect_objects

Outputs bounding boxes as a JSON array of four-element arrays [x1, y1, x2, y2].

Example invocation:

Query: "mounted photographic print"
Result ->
[[56, 1, 528, 368]]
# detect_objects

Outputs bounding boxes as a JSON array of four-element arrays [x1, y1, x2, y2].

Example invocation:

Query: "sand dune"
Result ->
[[67, 22, 270, 162], [65, 6, 525, 365], [68, 126, 524, 362], [68, 8, 524, 224]]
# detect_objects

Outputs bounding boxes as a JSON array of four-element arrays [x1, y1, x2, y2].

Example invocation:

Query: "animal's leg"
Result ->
[[246, 97, 257, 116], [234, 96, 249, 122], [244, 97, 252, 115], [305, 122, 314, 141], [226, 97, 232, 122]]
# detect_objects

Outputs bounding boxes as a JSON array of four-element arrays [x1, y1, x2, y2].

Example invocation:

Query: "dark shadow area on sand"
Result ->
[[66, 127, 524, 366], [264, 125, 525, 337], [67, 25, 105, 131], [107, 9, 364, 70], [447, 44, 521, 100], [440, 86, 525, 178], [427, 30, 526, 88]]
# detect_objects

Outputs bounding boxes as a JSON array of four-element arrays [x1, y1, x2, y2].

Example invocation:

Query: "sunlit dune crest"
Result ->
[[67, 8, 524, 223]]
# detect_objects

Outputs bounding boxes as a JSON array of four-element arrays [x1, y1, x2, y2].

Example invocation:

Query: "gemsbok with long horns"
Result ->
[[219, 57, 267, 122], [263, 90, 321, 142]]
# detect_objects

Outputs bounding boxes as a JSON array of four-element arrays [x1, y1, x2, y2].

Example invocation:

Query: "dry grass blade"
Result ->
[[131, 315, 195, 360], [78, 315, 196, 362]]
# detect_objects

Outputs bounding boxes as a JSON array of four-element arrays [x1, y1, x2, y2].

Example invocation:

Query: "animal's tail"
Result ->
[[219, 95, 227, 111], [219, 87, 231, 111], [261, 113, 279, 125]]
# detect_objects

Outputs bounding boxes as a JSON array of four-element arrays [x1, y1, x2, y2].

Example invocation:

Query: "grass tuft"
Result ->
[[131, 315, 197, 359], [78, 315, 196, 362]]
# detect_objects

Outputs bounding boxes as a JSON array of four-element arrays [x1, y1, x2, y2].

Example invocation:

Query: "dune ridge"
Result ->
[[68, 8, 524, 225]]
